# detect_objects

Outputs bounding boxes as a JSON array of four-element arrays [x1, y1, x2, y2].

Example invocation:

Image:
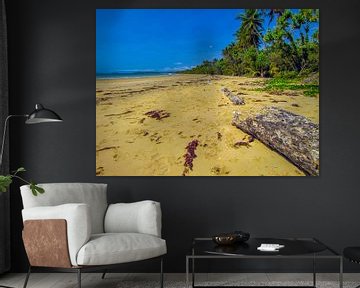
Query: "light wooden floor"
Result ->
[[0, 273, 359, 288]]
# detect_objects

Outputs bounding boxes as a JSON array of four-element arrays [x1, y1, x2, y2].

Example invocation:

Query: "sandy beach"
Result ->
[[96, 74, 319, 176]]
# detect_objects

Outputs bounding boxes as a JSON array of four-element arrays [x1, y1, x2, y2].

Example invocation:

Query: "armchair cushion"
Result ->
[[20, 183, 108, 234], [104, 201, 162, 237], [22, 203, 91, 266], [76, 233, 167, 266]]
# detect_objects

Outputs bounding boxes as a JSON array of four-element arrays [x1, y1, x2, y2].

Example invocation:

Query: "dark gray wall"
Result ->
[[5, 0, 360, 273]]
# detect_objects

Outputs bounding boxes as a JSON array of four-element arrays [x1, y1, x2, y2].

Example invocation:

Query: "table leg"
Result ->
[[313, 254, 316, 287], [192, 247, 195, 288], [192, 257, 195, 288], [186, 257, 189, 288], [339, 257, 343, 288]]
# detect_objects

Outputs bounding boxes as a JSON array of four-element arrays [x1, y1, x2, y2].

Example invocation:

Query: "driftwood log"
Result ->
[[221, 87, 245, 105], [232, 107, 319, 176]]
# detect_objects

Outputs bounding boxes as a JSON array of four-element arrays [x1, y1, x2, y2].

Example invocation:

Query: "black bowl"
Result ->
[[212, 234, 237, 245], [212, 231, 250, 246]]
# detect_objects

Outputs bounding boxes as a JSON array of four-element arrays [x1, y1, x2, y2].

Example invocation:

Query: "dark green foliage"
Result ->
[[183, 9, 319, 80], [0, 175, 12, 192], [236, 9, 264, 49], [30, 181, 45, 196], [0, 167, 44, 196]]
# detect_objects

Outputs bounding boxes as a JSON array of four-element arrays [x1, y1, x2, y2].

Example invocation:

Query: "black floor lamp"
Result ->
[[0, 103, 63, 167], [0, 103, 62, 288]]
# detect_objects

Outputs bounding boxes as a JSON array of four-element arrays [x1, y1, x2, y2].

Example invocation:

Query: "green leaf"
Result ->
[[35, 185, 45, 194], [11, 167, 26, 175], [15, 167, 26, 173], [30, 182, 44, 196], [0, 175, 13, 192]]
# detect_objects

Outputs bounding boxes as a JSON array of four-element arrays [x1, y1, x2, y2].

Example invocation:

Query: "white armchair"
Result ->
[[20, 183, 166, 288]]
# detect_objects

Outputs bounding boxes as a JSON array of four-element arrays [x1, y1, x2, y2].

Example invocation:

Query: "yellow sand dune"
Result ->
[[96, 74, 319, 176]]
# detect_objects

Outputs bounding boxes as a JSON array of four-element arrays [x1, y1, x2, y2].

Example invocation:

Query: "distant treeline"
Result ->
[[181, 9, 319, 78]]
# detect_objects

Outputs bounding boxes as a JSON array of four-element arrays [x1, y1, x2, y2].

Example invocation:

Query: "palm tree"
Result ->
[[261, 9, 285, 25], [236, 9, 264, 49], [222, 43, 241, 75]]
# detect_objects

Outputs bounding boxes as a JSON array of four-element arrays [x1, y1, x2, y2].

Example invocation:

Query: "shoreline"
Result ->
[[96, 72, 179, 80], [96, 74, 318, 176]]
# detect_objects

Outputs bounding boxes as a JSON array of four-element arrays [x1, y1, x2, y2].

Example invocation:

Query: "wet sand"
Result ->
[[96, 74, 319, 176]]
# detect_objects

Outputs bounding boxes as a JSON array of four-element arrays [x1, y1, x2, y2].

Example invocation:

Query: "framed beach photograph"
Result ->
[[96, 9, 319, 176]]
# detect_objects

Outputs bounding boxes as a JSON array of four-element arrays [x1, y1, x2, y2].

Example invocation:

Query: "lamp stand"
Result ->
[[0, 114, 28, 168]]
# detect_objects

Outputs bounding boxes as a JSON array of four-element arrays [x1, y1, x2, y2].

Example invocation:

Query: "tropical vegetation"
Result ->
[[182, 9, 319, 79]]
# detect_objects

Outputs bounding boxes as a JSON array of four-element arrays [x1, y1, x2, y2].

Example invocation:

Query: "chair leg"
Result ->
[[77, 269, 81, 288], [23, 266, 31, 288], [160, 257, 164, 288], [101, 270, 107, 279]]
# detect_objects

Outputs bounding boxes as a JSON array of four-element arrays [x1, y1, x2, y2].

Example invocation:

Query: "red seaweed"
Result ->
[[145, 110, 170, 120], [182, 140, 199, 176]]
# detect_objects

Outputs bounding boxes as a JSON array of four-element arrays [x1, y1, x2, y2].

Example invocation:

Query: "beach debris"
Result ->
[[232, 106, 319, 176], [217, 132, 222, 140], [182, 140, 200, 176], [221, 87, 245, 105], [113, 152, 119, 160], [96, 146, 119, 153], [248, 135, 255, 143], [292, 103, 300, 107], [145, 110, 170, 120], [149, 133, 162, 144], [233, 111, 241, 123], [271, 99, 287, 103], [96, 96, 112, 105], [234, 141, 251, 148], [105, 110, 133, 117], [211, 166, 230, 175], [96, 167, 104, 176]]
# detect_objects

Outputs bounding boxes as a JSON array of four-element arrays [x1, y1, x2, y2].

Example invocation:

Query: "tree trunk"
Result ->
[[221, 87, 245, 105], [232, 107, 319, 176]]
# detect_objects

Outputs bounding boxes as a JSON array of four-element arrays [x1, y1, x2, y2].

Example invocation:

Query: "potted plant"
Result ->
[[0, 167, 44, 196]]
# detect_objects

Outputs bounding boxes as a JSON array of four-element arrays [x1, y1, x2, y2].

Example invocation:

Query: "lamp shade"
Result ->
[[25, 104, 63, 124]]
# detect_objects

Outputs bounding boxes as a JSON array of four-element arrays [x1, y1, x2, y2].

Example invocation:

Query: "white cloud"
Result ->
[[172, 66, 192, 71], [174, 62, 183, 65]]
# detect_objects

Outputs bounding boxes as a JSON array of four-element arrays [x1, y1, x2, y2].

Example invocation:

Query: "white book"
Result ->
[[257, 243, 285, 251]]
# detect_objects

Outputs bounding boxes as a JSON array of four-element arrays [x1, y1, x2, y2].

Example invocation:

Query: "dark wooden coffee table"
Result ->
[[186, 237, 343, 288]]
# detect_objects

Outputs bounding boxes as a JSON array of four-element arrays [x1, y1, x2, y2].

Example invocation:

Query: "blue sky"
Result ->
[[96, 9, 246, 73], [96, 9, 318, 74]]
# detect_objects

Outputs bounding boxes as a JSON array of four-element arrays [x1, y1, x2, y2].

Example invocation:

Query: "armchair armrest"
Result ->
[[104, 200, 162, 237], [22, 203, 91, 266]]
